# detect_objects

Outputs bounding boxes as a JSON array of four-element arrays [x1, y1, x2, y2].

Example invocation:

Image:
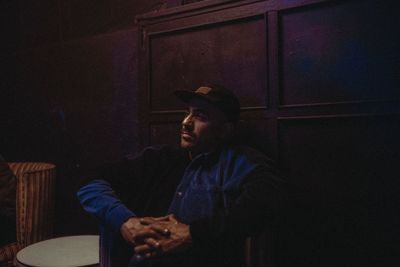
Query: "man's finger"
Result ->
[[150, 225, 171, 236], [168, 214, 178, 224], [143, 238, 161, 249], [139, 217, 155, 225], [145, 251, 159, 258], [134, 237, 162, 254], [134, 244, 153, 254], [154, 215, 170, 221], [140, 215, 170, 225], [133, 228, 160, 241]]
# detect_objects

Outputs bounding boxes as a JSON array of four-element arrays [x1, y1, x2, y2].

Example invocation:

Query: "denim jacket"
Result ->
[[169, 148, 265, 224]]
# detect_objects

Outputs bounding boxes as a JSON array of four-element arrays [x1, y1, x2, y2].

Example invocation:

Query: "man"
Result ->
[[77, 85, 285, 267]]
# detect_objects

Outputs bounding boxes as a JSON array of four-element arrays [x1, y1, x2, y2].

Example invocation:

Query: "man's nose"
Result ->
[[182, 114, 193, 129]]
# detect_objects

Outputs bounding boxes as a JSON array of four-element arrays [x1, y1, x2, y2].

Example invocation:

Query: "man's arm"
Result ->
[[77, 179, 135, 232], [77, 146, 170, 231], [77, 179, 167, 249], [77, 145, 186, 250]]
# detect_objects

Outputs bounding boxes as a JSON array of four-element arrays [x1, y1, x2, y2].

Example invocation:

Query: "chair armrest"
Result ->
[[8, 163, 56, 249]]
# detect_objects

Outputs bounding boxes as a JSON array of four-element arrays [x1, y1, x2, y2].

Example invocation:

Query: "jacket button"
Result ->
[[177, 191, 183, 197]]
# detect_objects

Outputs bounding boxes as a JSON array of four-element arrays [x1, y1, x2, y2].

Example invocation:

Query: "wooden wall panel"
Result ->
[[278, 114, 400, 266], [149, 15, 268, 112], [149, 121, 182, 146], [279, 1, 400, 107], [236, 114, 277, 156]]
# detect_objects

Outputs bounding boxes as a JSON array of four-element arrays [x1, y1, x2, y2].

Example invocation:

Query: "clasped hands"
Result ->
[[120, 214, 192, 260]]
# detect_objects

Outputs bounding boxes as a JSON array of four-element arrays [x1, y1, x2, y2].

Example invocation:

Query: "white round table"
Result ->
[[16, 235, 99, 267]]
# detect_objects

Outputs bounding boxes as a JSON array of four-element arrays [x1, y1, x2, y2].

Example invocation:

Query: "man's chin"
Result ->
[[180, 139, 194, 150]]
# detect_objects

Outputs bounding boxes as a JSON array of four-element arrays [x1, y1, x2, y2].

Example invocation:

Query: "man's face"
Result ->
[[180, 98, 228, 155]]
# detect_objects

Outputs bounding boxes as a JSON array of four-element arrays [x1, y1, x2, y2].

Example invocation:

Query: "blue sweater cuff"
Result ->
[[106, 204, 135, 232]]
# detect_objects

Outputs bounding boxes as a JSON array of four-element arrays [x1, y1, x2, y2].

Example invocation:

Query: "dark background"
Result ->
[[1, 0, 399, 266], [1, 0, 182, 235]]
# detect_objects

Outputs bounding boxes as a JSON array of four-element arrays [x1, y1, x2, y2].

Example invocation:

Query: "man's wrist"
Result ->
[[121, 216, 140, 230], [108, 205, 135, 232]]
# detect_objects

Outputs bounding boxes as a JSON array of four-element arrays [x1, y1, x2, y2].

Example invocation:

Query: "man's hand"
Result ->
[[134, 214, 192, 258], [120, 217, 168, 246], [120, 217, 144, 246]]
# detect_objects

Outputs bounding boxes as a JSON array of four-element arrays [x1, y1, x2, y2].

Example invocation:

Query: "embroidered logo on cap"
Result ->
[[195, 86, 212, 95]]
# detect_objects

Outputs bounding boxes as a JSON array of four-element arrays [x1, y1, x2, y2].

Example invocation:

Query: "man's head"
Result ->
[[174, 85, 240, 156]]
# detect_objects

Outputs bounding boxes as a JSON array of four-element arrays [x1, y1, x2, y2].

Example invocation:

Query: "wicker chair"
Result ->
[[0, 162, 56, 267]]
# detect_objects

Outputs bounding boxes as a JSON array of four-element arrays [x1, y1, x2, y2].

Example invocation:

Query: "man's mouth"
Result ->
[[181, 131, 194, 140]]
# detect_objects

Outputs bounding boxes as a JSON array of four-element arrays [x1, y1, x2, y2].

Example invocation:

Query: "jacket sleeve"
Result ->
[[189, 163, 287, 244], [77, 179, 135, 232], [76, 146, 171, 232]]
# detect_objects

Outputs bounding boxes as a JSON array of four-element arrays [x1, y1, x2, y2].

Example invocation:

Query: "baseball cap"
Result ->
[[174, 85, 240, 122]]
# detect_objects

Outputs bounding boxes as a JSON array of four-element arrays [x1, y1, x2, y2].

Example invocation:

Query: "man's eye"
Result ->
[[194, 113, 208, 120]]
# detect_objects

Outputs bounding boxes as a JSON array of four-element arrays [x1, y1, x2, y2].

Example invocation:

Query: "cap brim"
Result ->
[[174, 90, 212, 104]]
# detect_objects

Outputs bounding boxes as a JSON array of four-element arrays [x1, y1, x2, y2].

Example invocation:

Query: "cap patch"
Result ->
[[196, 86, 212, 95]]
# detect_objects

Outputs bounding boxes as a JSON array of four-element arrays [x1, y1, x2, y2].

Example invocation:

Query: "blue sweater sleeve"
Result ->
[[77, 179, 135, 232]]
